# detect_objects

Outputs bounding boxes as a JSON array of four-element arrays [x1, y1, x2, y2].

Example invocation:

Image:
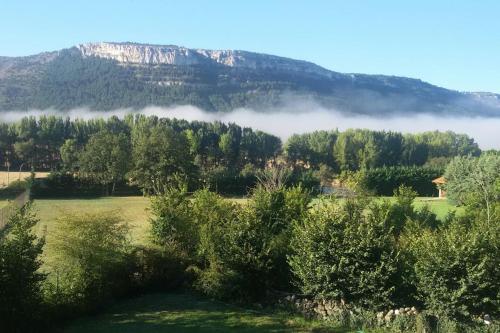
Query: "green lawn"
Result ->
[[412, 197, 462, 220], [376, 197, 461, 220], [63, 293, 354, 333]]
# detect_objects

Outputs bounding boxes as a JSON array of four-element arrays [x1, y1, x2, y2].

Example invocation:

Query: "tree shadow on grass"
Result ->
[[64, 293, 351, 333]]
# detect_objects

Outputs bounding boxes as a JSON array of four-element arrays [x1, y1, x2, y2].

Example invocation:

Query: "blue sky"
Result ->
[[1, 0, 498, 93]]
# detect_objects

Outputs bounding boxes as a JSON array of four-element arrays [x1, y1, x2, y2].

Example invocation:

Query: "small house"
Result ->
[[432, 176, 447, 198]]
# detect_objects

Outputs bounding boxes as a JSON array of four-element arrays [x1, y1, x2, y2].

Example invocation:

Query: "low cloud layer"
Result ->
[[1, 105, 499, 150]]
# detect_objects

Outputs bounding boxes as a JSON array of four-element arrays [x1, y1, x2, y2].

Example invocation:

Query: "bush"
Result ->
[[0, 179, 30, 199], [194, 185, 311, 300], [149, 183, 197, 256], [0, 203, 45, 333], [131, 245, 191, 292], [190, 188, 238, 262], [193, 188, 270, 300], [289, 197, 400, 309], [45, 210, 132, 312], [385, 185, 440, 237], [407, 215, 500, 321]]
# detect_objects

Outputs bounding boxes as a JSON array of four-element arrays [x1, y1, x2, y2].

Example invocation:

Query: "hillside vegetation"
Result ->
[[1, 43, 499, 115]]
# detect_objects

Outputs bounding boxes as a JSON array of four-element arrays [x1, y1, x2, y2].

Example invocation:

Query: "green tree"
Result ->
[[445, 154, 500, 224], [60, 138, 80, 172], [0, 203, 45, 333], [130, 125, 196, 195], [14, 139, 36, 170], [79, 131, 131, 195], [402, 135, 429, 166]]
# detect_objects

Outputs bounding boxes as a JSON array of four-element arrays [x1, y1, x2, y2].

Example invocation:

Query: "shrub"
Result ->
[[149, 183, 197, 256], [195, 186, 311, 300], [190, 188, 238, 262], [407, 215, 500, 321], [384, 185, 440, 236], [196, 206, 275, 300], [193, 188, 275, 300], [131, 245, 191, 292], [289, 197, 400, 309], [0, 179, 30, 199], [149, 186, 243, 298], [0, 203, 45, 333], [45, 210, 132, 311]]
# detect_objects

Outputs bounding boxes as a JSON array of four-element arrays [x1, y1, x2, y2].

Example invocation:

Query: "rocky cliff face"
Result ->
[[77, 42, 335, 77]]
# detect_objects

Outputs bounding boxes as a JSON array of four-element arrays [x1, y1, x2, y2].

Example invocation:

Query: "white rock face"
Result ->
[[77, 42, 335, 77]]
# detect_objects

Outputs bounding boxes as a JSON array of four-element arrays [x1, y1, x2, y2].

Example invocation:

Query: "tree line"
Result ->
[[0, 115, 483, 196], [284, 128, 481, 171]]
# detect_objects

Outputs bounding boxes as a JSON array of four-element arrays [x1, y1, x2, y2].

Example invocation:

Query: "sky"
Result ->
[[0, 0, 499, 93]]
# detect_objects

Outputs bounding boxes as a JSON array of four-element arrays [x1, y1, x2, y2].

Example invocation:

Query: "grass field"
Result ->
[[32, 196, 151, 244], [63, 293, 354, 333], [411, 197, 462, 219]]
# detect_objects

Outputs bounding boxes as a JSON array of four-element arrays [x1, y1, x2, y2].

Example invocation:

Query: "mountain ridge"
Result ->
[[0, 42, 499, 116]]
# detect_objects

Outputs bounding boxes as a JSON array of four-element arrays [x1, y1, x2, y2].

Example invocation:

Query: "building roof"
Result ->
[[432, 176, 446, 184]]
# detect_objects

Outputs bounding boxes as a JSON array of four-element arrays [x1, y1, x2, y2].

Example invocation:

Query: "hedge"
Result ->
[[362, 166, 444, 196]]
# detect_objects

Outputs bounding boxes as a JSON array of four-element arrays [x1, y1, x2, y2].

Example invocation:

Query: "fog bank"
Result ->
[[1, 105, 499, 149]]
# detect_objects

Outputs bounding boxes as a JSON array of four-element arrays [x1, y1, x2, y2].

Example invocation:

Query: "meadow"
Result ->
[[32, 196, 151, 244]]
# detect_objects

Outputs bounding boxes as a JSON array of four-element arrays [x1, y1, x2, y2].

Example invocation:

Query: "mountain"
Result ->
[[0, 42, 499, 116]]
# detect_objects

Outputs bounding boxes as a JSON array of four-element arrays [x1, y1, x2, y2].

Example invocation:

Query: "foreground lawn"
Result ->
[[63, 293, 353, 333]]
